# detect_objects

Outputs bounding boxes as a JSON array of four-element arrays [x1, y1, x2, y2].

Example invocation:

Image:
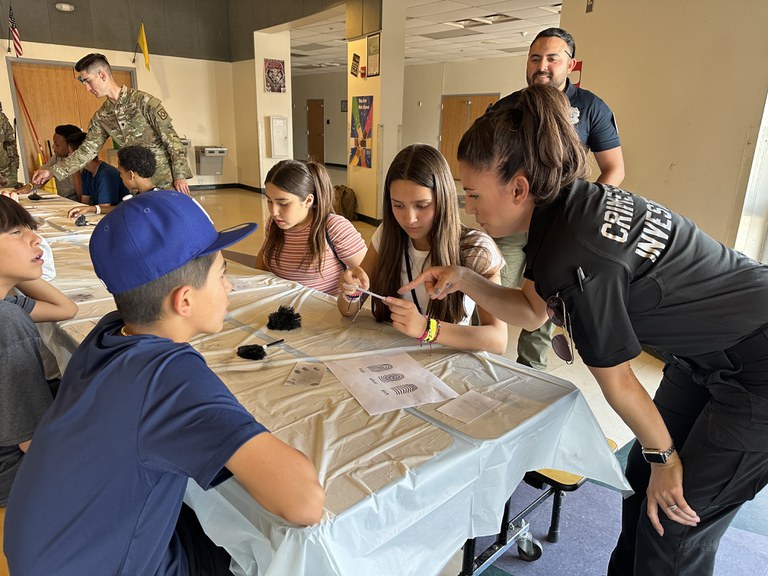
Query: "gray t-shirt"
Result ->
[[0, 295, 53, 504]]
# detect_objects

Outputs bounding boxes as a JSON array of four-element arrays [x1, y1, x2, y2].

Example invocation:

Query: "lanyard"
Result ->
[[403, 243, 424, 315]]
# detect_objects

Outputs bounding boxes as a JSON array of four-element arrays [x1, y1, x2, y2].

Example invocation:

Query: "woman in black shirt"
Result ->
[[403, 84, 768, 576]]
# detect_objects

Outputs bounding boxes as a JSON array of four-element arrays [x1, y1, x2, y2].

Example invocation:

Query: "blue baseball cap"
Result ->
[[89, 190, 257, 294]]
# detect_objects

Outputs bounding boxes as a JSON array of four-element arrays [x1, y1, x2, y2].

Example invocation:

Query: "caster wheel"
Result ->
[[517, 537, 543, 562]]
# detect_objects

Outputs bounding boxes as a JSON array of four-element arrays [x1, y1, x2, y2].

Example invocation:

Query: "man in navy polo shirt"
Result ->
[[491, 27, 624, 186], [481, 27, 624, 370]]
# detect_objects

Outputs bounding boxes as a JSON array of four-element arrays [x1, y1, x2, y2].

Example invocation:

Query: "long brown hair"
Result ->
[[371, 144, 493, 324], [262, 159, 335, 273], [458, 84, 587, 206]]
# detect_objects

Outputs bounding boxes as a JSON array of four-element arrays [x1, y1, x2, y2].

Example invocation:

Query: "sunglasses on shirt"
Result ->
[[546, 294, 575, 365]]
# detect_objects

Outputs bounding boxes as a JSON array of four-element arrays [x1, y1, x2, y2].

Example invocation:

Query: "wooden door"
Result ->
[[10, 61, 134, 180], [438, 93, 499, 179], [307, 99, 324, 164]]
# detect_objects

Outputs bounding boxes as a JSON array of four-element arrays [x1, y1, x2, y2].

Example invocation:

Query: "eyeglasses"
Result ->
[[546, 294, 574, 364]]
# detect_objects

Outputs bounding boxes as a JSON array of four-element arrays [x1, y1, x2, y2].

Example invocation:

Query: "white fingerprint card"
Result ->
[[285, 361, 326, 386], [437, 390, 501, 424]]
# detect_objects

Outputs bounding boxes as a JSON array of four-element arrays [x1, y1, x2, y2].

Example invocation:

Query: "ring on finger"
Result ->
[[667, 504, 678, 512]]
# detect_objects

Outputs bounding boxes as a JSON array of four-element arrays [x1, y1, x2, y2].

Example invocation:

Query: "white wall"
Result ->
[[291, 71, 348, 164], [441, 57, 526, 96], [562, 0, 768, 246], [254, 31, 293, 187], [232, 59, 260, 187], [736, 92, 768, 260], [401, 56, 527, 149], [2, 42, 237, 188], [401, 64, 445, 148]]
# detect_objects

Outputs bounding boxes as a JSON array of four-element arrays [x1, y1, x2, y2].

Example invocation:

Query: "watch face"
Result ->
[[642, 451, 666, 464]]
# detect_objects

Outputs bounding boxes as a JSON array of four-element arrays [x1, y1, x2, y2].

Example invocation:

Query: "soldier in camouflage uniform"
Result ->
[[32, 53, 191, 194], [0, 109, 20, 187]]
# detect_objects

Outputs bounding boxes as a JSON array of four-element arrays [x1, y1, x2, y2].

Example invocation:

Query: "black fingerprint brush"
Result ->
[[236, 339, 284, 360]]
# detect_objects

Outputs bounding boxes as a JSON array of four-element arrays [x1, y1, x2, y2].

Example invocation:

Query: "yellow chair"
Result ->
[[460, 438, 618, 574], [523, 438, 618, 544], [0, 506, 9, 576]]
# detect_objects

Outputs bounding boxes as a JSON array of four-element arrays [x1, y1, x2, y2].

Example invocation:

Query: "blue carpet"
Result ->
[[478, 442, 768, 576]]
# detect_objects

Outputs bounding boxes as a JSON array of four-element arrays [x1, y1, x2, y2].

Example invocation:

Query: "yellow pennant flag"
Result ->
[[37, 151, 58, 195], [137, 23, 150, 71]]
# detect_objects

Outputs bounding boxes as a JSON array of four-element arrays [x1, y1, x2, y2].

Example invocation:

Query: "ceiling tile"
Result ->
[[289, 0, 560, 75]]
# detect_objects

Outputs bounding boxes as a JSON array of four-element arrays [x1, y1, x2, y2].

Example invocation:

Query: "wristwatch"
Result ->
[[641, 442, 675, 464]]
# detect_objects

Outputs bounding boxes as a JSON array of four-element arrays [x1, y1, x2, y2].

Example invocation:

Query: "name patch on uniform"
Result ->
[[600, 188, 672, 263], [600, 186, 634, 243], [636, 199, 672, 262]]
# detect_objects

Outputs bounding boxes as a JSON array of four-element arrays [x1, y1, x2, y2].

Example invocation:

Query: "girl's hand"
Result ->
[[386, 298, 427, 339], [339, 266, 369, 296]]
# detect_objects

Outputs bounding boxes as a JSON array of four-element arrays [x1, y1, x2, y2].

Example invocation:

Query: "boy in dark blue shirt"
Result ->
[[65, 130, 131, 218], [5, 191, 324, 575]]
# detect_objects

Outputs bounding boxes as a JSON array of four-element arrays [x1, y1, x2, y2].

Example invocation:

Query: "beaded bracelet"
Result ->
[[342, 292, 361, 303], [343, 291, 363, 316], [419, 317, 438, 341], [418, 317, 441, 354], [418, 316, 431, 342]]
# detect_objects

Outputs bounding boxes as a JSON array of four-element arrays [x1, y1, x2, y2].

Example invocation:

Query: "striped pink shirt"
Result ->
[[265, 214, 366, 295]]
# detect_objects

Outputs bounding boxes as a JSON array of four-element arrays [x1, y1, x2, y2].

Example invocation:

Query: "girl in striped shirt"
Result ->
[[256, 159, 366, 295]]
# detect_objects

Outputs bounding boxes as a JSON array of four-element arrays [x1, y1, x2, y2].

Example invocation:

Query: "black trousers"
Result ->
[[608, 328, 768, 576], [176, 503, 233, 576]]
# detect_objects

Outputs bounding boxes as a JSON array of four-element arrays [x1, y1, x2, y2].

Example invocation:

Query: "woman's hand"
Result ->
[[399, 266, 465, 300], [646, 452, 699, 536], [385, 298, 427, 339]]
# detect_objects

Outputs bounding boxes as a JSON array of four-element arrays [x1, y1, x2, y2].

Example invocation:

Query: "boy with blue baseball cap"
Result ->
[[5, 191, 324, 575]]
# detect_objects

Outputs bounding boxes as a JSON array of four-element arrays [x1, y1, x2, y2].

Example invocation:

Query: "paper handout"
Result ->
[[437, 390, 501, 424], [325, 349, 458, 415]]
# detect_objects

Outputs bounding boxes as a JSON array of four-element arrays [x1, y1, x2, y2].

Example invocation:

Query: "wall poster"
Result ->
[[349, 95, 373, 168], [264, 58, 286, 93], [367, 33, 380, 77]]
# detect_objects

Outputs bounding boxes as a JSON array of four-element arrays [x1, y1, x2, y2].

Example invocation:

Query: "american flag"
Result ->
[[9, 5, 22, 57]]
